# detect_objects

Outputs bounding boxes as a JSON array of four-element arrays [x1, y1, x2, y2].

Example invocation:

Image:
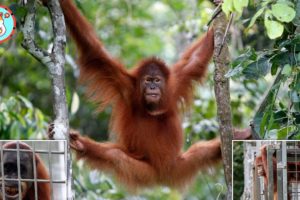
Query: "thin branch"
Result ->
[[251, 69, 283, 139], [218, 13, 234, 55], [207, 4, 222, 27], [255, 70, 282, 116], [21, 0, 68, 139], [21, 1, 52, 65]]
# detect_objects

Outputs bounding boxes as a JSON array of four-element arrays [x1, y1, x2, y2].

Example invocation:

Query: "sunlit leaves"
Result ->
[[264, 9, 284, 39], [222, 0, 233, 17], [222, 0, 249, 17], [247, 8, 264, 28], [223, 0, 296, 39], [247, 1, 296, 39], [271, 3, 296, 22], [281, 64, 292, 76], [263, 3, 296, 38], [0, 95, 49, 139], [234, 0, 249, 14], [230, 31, 300, 139]]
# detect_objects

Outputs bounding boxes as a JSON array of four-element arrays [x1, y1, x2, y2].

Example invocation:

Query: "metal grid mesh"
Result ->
[[287, 142, 300, 200], [251, 141, 300, 200], [0, 140, 67, 200]]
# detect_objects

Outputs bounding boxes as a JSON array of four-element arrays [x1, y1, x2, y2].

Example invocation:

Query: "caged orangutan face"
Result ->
[[0, 142, 50, 200], [0, 145, 34, 200]]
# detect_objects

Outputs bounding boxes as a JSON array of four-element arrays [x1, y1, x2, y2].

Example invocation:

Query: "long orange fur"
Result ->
[[60, 0, 220, 192]]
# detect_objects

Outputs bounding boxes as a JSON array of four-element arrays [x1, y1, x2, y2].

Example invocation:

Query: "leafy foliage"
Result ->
[[228, 9, 300, 139], [0, 95, 49, 139], [222, 0, 249, 17], [223, 0, 297, 39]]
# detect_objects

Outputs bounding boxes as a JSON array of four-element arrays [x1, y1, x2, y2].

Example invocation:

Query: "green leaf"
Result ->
[[242, 57, 271, 80], [225, 66, 243, 77], [71, 92, 80, 115], [294, 112, 300, 124], [277, 127, 289, 139], [290, 90, 300, 103], [274, 110, 288, 125], [222, 0, 234, 17], [271, 3, 296, 23], [35, 109, 45, 128], [282, 64, 292, 75], [226, 48, 257, 77], [232, 48, 257, 67], [252, 118, 261, 136], [278, 35, 300, 50], [261, 0, 272, 7], [233, 0, 249, 14], [17, 95, 33, 109], [267, 112, 275, 132], [271, 52, 298, 67], [265, 10, 284, 39], [271, 61, 279, 75], [260, 112, 269, 136], [10, 4, 27, 23], [248, 8, 265, 28], [293, 0, 300, 25]]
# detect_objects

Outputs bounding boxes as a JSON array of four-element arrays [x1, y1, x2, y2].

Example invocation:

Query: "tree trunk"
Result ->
[[213, 12, 233, 200]]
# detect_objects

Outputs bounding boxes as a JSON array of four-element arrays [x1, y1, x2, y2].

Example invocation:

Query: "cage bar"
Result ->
[[0, 142, 5, 200], [267, 145, 274, 200], [32, 142, 38, 200], [16, 142, 21, 200]]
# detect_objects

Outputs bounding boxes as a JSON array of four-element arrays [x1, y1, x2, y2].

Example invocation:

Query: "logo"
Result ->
[[0, 5, 16, 44]]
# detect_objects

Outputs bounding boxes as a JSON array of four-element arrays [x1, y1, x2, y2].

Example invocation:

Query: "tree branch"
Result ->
[[21, 0, 72, 198], [21, 0, 68, 139], [213, 12, 233, 200], [21, 0, 51, 64]]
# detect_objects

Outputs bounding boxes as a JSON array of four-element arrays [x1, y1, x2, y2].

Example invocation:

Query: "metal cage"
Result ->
[[0, 140, 68, 200], [251, 141, 300, 200]]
